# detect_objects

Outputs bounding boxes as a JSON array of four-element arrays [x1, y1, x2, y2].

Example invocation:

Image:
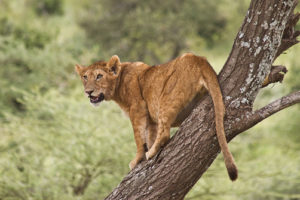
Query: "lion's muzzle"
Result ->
[[89, 93, 105, 104]]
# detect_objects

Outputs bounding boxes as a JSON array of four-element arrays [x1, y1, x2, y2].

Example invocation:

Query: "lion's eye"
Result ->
[[83, 75, 87, 80], [96, 74, 103, 80]]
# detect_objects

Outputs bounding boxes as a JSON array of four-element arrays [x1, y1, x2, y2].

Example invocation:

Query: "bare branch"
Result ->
[[231, 91, 300, 136], [251, 90, 300, 123]]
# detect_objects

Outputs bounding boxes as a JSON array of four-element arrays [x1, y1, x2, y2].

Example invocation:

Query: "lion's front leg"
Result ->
[[129, 127, 146, 170], [128, 103, 148, 170]]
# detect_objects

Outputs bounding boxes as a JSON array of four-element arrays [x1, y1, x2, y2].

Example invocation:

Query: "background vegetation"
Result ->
[[0, 0, 299, 199]]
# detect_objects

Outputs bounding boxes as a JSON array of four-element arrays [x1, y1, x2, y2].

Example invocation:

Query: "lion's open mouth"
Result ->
[[89, 93, 105, 104]]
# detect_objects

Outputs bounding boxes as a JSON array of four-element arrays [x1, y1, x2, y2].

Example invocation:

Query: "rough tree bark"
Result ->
[[105, 0, 300, 199]]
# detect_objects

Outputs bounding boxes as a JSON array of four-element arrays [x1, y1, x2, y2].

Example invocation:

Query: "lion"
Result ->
[[75, 53, 238, 181]]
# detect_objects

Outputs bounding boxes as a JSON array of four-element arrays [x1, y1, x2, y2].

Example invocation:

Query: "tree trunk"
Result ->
[[105, 0, 300, 199]]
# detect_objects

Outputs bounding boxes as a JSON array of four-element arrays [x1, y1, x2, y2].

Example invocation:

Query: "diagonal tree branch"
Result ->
[[104, 1, 299, 199]]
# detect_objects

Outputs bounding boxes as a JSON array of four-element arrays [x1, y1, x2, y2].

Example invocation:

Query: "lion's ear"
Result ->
[[75, 64, 83, 75], [107, 55, 121, 75]]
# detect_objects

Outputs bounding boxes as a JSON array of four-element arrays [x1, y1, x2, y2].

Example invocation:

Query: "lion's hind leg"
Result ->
[[145, 99, 183, 160], [146, 121, 157, 150]]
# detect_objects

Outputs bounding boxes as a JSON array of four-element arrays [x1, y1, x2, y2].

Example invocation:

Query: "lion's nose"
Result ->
[[85, 89, 94, 96]]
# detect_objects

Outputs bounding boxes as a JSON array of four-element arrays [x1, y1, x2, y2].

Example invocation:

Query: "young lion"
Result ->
[[75, 53, 238, 181]]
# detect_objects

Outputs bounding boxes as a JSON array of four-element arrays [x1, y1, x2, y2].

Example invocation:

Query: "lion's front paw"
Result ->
[[129, 159, 138, 170], [129, 155, 144, 170]]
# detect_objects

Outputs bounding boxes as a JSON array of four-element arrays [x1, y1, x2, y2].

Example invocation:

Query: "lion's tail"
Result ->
[[201, 59, 238, 181]]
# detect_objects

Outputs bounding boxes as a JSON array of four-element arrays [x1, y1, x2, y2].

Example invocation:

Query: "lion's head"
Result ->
[[75, 55, 121, 106]]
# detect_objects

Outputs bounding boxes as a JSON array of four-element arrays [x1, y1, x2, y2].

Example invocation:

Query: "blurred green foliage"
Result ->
[[79, 0, 228, 64], [0, 0, 299, 199], [31, 0, 64, 16]]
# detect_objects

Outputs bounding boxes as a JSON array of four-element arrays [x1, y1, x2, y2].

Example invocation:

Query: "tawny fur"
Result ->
[[75, 53, 238, 181]]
